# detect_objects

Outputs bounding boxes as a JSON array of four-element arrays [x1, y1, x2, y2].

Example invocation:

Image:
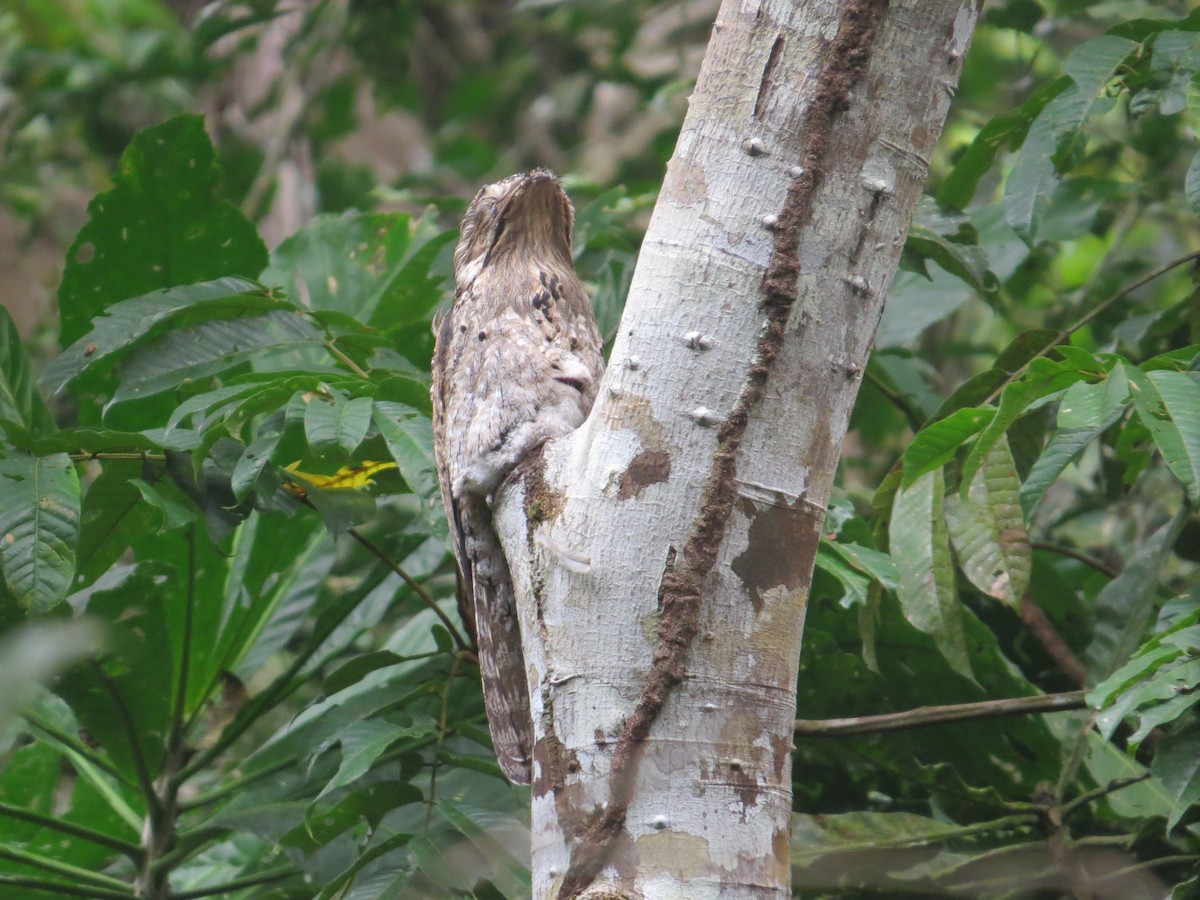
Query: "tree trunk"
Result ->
[[493, 1, 981, 896]]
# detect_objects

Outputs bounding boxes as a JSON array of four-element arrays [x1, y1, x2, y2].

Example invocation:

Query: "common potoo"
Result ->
[[431, 170, 604, 785]]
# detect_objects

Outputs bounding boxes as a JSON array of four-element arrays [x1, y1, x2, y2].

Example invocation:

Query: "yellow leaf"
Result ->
[[284, 460, 397, 492]]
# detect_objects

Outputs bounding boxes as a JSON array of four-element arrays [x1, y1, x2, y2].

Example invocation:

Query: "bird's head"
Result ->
[[453, 169, 575, 290]]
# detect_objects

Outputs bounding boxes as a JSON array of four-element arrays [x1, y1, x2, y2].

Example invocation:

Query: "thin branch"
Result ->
[[293, 490, 468, 651], [68, 451, 167, 463], [1019, 592, 1088, 687], [167, 525, 198, 758], [177, 757, 296, 811], [344, 523, 470, 653], [864, 364, 925, 433], [794, 691, 1088, 737], [323, 339, 371, 379], [22, 718, 132, 786], [1060, 773, 1152, 818], [169, 864, 298, 899], [985, 249, 1200, 406], [0, 845, 135, 892], [1032, 541, 1120, 579], [0, 876, 132, 899], [174, 578, 389, 785], [91, 662, 162, 820], [791, 813, 1039, 862], [0, 801, 141, 860]]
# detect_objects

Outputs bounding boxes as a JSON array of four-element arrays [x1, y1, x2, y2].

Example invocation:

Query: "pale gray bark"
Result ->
[[494, 1, 981, 897]]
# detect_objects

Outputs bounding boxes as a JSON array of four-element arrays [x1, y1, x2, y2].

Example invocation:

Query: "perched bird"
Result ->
[[431, 170, 604, 784]]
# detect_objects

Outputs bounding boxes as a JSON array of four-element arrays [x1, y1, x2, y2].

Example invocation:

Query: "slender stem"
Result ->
[[167, 525, 197, 758], [1060, 773, 1152, 818], [794, 691, 1088, 737], [91, 663, 162, 820], [0, 876, 133, 899], [23, 718, 132, 786], [68, 451, 167, 463], [344, 523, 469, 653], [323, 339, 371, 379], [0, 845, 134, 892], [1019, 592, 1087, 687], [170, 864, 298, 899], [790, 813, 1039, 862], [177, 757, 296, 811], [1032, 541, 1120, 579], [426, 652, 463, 832], [864, 364, 925, 432], [0, 801, 141, 860], [174, 580, 380, 785], [984, 249, 1200, 406]]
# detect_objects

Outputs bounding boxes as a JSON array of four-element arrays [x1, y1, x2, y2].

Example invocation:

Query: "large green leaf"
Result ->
[[1085, 510, 1188, 682], [304, 392, 373, 456], [960, 358, 1085, 489], [1153, 726, 1200, 830], [43, 277, 284, 396], [0, 306, 55, 437], [1020, 369, 1130, 516], [1004, 36, 1137, 242], [0, 454, 81, 612], [372, 401, 443, 531], [111, 310, 321, 403], [1127, 367, 1200, 503], [944, 439, 1030, 606], [888, 469, 972, 681], [262, 212, 453, 326], [902, 407, 995, 487], [56, 563, 176, 782], [937, 77, 1070, 210], [57, 114, 268, 349]]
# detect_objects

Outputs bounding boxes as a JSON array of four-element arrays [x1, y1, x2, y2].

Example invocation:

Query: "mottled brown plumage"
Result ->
[[431, 170, 604, 784]]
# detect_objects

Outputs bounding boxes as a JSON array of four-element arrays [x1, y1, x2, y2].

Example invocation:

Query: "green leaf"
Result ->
[[230, 432, 282, 502], [436, 802, 532, 898], [902, 407, 995, 486], [57, 114, 268, 349], [937, 76, 1071, 209], [1153, 726, 1200, 830], [111, 310, 321, 403], [888, 469, 972, 681], [901, 198, 998, 300], [0, 454, 81, 612], [320, 719, 416, 798], [1020, 370, 1130, 516], [305, 393, 373, 456], [42, 277, 279, 395], [286, 782, 422, 850], [74, 462, 157, 591], [1085, 510, 1188, 682], [960, 358, 1085, 489], [815, 544, 871, 608], [372, 401, 443, 531], [1127, 367, 1200, 503], [1004, 36, 1137, 242], [1186, 149, 1200, 216], [0, 306, 55, 438], [57, 564, 176, 781], [820, 540, 898, 590], [944, 439, 1030, 606], [263, 211, 452, 326]]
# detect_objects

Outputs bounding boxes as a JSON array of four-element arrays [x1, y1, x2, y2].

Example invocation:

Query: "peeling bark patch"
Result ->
[[618, 449, 672, 500], [731, 498, 806, 612], [557, 2, 890, 897]]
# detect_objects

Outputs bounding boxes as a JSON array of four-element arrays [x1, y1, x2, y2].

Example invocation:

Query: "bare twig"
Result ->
[[795, 690, 1088, 737]]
